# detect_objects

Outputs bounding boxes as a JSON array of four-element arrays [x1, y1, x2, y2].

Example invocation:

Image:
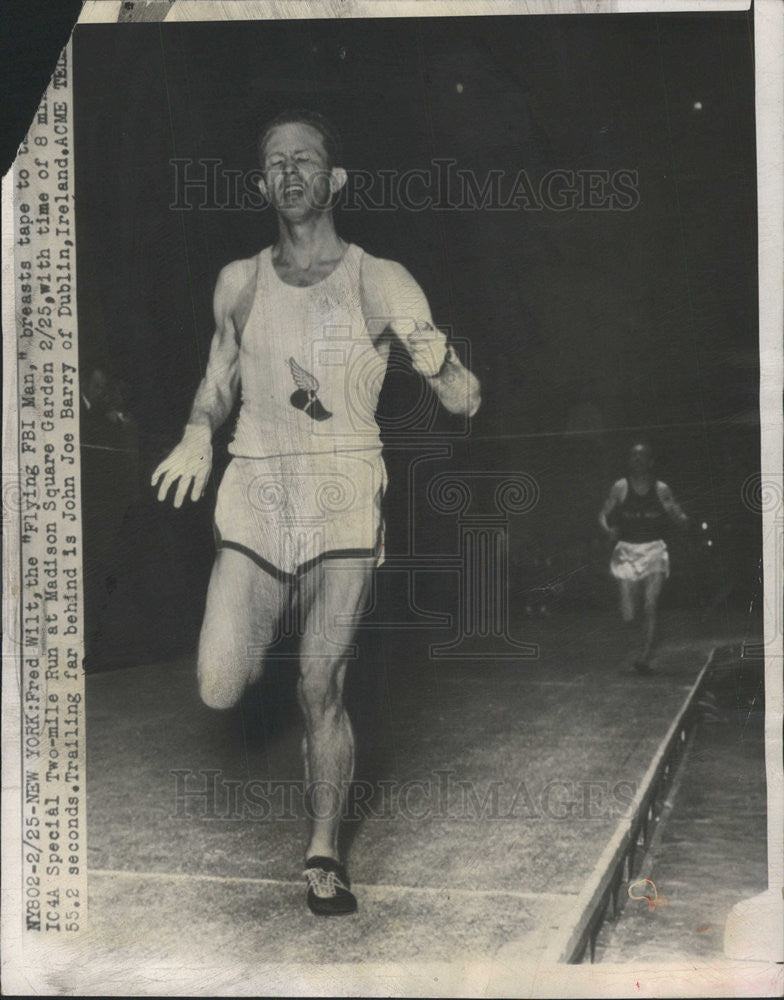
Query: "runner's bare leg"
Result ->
[[296, 557, 374, 860], [197, 548, 289, 709], [640, 571, 666, 662], [619, 579, 636, 624]]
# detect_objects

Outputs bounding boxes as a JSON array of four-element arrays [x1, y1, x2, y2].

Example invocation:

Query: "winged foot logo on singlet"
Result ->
[[287, 357, 333, 422]]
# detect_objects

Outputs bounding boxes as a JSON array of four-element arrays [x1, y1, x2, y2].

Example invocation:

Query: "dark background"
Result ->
[[71, 12, 761, 668]]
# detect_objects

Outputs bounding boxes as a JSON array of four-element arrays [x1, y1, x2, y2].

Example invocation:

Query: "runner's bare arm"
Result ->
[[186, 263, 244, 434], [656, 481, 689, 527], [599, 480, 625, 537], [362, 257, 481, 417], [151, 264, 242, 507]]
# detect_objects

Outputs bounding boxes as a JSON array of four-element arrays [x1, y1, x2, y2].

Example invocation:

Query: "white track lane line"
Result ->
[[87, 867, 571, 903]]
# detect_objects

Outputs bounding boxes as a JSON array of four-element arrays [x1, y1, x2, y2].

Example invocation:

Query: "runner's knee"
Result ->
[[197, 659, 245, 710], [197, 635, 262, 709]]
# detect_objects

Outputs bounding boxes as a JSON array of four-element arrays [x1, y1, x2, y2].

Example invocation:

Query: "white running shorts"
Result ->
[[214, 450, 386, 581], [610, 539, 670, 582]]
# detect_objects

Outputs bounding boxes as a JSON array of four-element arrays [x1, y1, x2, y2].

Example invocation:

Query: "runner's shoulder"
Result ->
[[213, 254, 259, 323], [359, 250, 415, 287], [654, 480, 671, 499], [211, 255, 259, 337], [612, 477, 628, 497], [216, 254, 258, 297]]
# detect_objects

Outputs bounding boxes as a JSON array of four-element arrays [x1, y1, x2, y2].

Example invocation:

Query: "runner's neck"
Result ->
[[273, 215, 346, 273]]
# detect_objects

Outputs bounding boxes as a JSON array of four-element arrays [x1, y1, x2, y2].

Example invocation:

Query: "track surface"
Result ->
[[82, 609, 761, 985]]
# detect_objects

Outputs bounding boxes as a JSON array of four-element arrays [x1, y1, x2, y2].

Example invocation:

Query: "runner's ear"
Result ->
[[329, 167, 347, 193], [258, 174, 269, 200]]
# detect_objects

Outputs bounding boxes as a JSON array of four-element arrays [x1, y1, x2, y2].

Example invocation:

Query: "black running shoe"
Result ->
[[303, 856, 357, 916]]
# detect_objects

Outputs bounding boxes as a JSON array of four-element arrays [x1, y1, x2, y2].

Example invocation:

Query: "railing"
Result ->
[[542, 647, 717, 964]]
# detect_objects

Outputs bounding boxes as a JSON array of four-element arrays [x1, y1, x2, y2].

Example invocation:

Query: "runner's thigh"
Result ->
[[198, 547, 289, 708], [297, 557, 375, 668]]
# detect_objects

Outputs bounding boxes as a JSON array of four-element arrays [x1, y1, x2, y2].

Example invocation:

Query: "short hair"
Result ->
[[257, 110, 342, 169]]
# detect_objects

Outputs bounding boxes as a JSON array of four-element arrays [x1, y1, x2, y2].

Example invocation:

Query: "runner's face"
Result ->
[[261, 123, 333, 217], [629, 446, 651, 475]]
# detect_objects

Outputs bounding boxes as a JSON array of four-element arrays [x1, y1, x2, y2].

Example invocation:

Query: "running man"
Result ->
[[598, 443, 688, 673], [152, 111, 481, 915]]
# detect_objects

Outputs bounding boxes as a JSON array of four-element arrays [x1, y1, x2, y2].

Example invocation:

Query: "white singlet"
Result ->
[[230, 243, 387, 460], [215, 243, 389, 579]]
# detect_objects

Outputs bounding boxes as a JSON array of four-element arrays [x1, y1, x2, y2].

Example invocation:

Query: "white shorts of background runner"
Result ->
[[610, 539, 670, 582]]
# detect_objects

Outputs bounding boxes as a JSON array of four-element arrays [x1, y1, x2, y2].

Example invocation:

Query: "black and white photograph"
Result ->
[[3, 0, 783, 995]]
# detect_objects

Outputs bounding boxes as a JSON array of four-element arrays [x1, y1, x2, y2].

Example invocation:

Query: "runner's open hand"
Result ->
[[151, 425, 213, 508]]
